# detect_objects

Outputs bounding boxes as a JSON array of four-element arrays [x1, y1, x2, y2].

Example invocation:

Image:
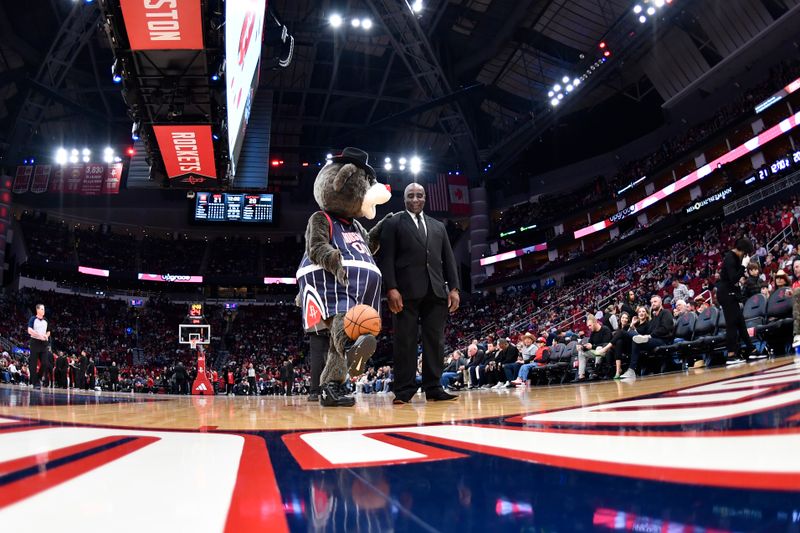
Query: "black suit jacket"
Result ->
[[379, 211, 459, 300]]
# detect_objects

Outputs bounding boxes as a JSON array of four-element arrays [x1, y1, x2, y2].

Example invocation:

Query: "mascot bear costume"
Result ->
[[297, 147, 392, 407]]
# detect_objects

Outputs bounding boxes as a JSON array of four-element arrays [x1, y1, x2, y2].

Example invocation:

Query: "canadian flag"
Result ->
[[448, 175, 470, 215]]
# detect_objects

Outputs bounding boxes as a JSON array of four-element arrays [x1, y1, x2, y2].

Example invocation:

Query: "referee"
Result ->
[[27, 304, 51, 390]]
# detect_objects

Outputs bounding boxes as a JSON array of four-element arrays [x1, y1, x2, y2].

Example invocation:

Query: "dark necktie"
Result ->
[[416, 213, 426, 240]]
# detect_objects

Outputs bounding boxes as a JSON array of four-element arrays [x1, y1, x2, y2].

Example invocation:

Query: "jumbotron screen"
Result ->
[[193, 192, 274, 223]]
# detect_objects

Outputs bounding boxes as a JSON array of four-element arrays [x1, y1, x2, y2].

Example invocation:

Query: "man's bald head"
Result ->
[[404, 182, 426, 214]]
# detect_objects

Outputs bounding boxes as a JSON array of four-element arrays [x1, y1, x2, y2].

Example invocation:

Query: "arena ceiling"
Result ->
[[1, 0, 799, 186]]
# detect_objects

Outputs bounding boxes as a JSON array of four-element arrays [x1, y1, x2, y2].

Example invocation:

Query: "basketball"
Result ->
[[344, 304, 381, 340]]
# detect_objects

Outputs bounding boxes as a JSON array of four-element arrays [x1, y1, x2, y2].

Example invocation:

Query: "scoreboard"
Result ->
[[193, 192, 275, 224]]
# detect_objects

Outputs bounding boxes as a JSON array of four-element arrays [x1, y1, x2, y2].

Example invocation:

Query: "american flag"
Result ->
[[425, 174, 449, 213]]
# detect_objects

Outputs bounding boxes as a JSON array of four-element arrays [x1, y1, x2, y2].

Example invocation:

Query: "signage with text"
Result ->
[[119, 0, 204, 50], [153, 125, 217, 183], [138, 273, 204, 283]]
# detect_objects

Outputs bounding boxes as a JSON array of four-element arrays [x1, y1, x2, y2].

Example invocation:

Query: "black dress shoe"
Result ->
[[425, 388, 458, 401], [392, 394, 413, 405]]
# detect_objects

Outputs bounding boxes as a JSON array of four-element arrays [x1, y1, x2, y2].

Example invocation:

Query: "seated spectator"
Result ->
[[743, 263, 764, 300], [466, 344, 486, 389], [441, 350, 466, 390], [672, 280, 691, 303], [622, 295, 674, 379], [575, 315, 613, 381], [510, 336, 550, 387], [611, 312, 632, 379]]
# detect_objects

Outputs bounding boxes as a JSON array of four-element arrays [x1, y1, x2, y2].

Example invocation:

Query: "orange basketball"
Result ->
[[344, 304, 382, 340]]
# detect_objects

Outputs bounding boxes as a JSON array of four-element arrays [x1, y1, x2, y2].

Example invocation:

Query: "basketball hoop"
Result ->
[[189, 333, 201, 352]]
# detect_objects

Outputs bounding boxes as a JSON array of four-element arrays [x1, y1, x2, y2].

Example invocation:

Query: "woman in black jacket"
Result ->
[[716, 238, 756, 361], [611, 312, 633, 379]]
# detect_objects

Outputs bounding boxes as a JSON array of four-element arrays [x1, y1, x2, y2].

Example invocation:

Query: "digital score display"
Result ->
[[193, 192, 274, 223]]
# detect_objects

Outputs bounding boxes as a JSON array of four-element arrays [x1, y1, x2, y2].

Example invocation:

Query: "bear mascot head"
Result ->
[[296, 147, 392, 406]]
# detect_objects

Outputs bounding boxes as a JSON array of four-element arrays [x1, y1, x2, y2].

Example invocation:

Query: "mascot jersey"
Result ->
[[297, 213, 382, 332]]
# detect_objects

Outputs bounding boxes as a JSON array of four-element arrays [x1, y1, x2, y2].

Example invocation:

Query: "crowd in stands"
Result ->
[[496, 59, 800, 236], [140, 233, 207, 273], [4, 189, 800, 397]]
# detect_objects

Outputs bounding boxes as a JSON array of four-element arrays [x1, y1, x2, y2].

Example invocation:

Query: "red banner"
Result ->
[[12, 166, 32, 194], [80, 164, 105, 195], [44, 164, 121, 195], [103, 163, 123, 194], [48, 167, 65, 193], [153, 124, 217, 182], [120, 0, 204, 51], [30, 166, 51, 193]]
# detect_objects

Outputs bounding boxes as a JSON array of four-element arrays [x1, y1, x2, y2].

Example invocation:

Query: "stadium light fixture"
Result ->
[[329, 14, 343, 28], [633, 4, 642, 13], [398, 157, 407, 165], [55, 148, 67, 166], [384, 162, 392, 171], [655, 0, 665, 6], [411, 0, 423, 14], [573, 78, 580, 86], [362, 18, 373, 30], [103, 147, 114, 163], [550, 98, 559, 106], [548, 90, 554, 97], [553, 84, 561, 92], [639, 15, 647, 23], [351, 18, 361, 28], [399, 164, 406, 171], [410, 156, 421, 174], [566, 84, 573, 92], [384, 157, 391, 163], [646, 6, 656, 15], [557, 93, 563, 100], [562, 75, 570, 84]]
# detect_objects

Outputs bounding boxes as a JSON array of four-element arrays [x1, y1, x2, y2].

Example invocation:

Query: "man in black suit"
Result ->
[[379, 183, 460, 404]]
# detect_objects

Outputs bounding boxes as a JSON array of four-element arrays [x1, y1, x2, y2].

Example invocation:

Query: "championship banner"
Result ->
[[65, 165, 85, 194], [80, 164, 105, 195], [153, 125, 217, 185], [103, 163, 123, 194], [30, 165, 51, 193], [12, 166, 32, 194], [48, 166, 66, 193], [119, 0, 204, 50]]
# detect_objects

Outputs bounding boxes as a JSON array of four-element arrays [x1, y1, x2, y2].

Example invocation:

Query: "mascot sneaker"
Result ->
[[319, 383, 356, 407], [346, 334, 377, 375]]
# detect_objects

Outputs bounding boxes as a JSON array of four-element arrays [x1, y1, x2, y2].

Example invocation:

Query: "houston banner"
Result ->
[[119, 0, 204, 50]]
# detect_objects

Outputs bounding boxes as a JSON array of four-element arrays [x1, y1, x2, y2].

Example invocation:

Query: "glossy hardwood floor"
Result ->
[[0, 357, 793, 431]]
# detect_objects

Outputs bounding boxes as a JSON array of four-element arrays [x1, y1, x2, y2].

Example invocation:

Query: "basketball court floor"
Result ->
[[1, 357, 799, 532]]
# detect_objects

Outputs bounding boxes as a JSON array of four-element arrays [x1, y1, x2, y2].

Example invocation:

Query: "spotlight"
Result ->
[[126, 147, 136, 157], [329, 14, 343, 28], [325, 153, 333, 160], [30, 158, 34, 164], [351, 18, 360, 28], [410, 156, 421, 174], [398, 157, 407, 165], [362, 18, 372, 30], [211, 73, 219, 81], [599, 41, 606, 49], [562, 75, 570, 84], [82, 155, 90, 163], [554, 84, 561, 92], [56, 148, 68, 166], [384, 163, 392, 171], [603, 50, 611, 57], [557, 93, 563, 100], [411, 0, 423, 13], [633, 4, 642, 13], [111, 58, 122, 83], [399, 165, 406, 171], [548, 91, 554, 97], [113, 157, 121, 163], [384, 157, 391, 163], [103, 147, 114, 163], [82, 148, 91, 157], [639, 15, 647, 23], [655, 0, 665, 6], [647, 6, 655, 15], [550, 98, 559, 106], [573, 78, 580, 86], [566, 84, 573, 92]]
